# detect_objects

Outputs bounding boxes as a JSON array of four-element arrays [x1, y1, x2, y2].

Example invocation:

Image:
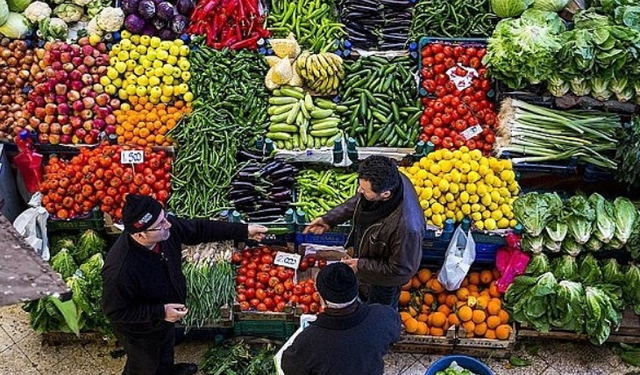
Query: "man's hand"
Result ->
[[248, 225, 268, 241], [303, 217, 330, 234], [341, 257, 358, 273], [164, 304, 188, 322]]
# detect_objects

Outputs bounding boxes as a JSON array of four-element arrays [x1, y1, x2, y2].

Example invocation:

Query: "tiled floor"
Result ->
[[0, 303, 638, 375]]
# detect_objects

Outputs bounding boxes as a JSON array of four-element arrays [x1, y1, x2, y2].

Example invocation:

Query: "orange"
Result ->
[[437, 293, 447, 305], [408, 306, 418, 317], [498, 310, 510, 324], [427, 278, 444, 294], [480, 270, 494, 284], [468, 285, 479, 294], [487, 300, 501, 316], [402, 279, 412, 291], [472, 310, 486, 324], [488, 281, 501, 298], [487, 316, 501, 329], [420, 304, 430, 314], [468, 272, 480, 285], [476, 296, 490, 310], [462, 321, 475, 337], [418, 269, 432, 284], [496, 324, 511, 340], [430, 327, 444, 337], [461, 277, 469, 287], [431, 312, 447, 327], [456, 287, 470, 301], [418, 313, 429, 322], [448, 314, 460, 326], [423, 293, 435, 306], [474, 322, 487, 336], [437, 305, 451, 316], [457, 306, 473, 322], [404, 318, 419, 334], [399, 312, 411, 323], [399, 291, 411, 306], [416, 322, 429, 335], [445, 294, 458, 308], [411, 276, 421, 289], [485, 329, 496, 339]]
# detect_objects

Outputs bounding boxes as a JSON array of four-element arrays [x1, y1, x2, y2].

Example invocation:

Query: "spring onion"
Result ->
[[495, 99, 621, 169]]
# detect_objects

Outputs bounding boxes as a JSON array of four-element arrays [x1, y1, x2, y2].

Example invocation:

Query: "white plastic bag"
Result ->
[[438, 226, 476, 291], [13, 192, 50, 261]]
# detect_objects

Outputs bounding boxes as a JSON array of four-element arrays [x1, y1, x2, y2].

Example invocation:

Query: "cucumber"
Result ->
[[267, 132, 293, 141], [269, 103, 296, 115], [310, 128, 340, 137], [280, 88, 305, 99], [270, 123, 298, 133], [286, 102, 301, 124], [269, 96, 297, 105], [310, 109, 333, 119]]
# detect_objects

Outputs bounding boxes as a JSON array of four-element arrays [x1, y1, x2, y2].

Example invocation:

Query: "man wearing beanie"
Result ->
[[102, 194, 267, 375], [305, 155, 426, 307], [280, 263, 401, 375]]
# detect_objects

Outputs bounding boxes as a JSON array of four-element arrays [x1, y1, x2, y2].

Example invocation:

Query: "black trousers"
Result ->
[[359, 284, 402, 309], [114, 324, 175, 375]]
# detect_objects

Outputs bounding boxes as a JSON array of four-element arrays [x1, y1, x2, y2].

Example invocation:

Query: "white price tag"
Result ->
[[446, 65, 479, 91], [121, 150, 144, 164], [273, 251, 301, 269], [461, 125, 483, 141]]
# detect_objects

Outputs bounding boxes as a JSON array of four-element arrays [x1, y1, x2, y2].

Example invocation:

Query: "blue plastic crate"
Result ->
[[426, 355, 494, 375], [474, 242, 501, 264], [295, 232, 348, 247]]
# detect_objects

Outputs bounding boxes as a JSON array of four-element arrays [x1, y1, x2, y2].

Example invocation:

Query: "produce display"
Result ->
[[232, 245, 321, 314], [514, 192, 638, 255], [410, 0, 498, 39], [399, 268, 512, 340], [41, 144, 172, 220], [419, 42, 497, 154], [168, 47, 268, 218], [200, 341, 276, 375], [340, 0, 412, 50], [23, 230, 109, 335], [267, 89, 344, 150], [340, 55, 421, 147], [230, 159, 297, 222], [182, 242, 236, 328], [0, 38, 38, 140], [400, 148, 519, 229], [187, 0, 268, 50], [267, 0, 345, 53], [495, 99, 621, 169], [295, 168, 358, 220], [121, 0, 193, 39], [114, 100, 189, 146]]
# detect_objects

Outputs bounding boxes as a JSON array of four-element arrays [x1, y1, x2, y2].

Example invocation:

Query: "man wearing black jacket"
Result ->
[[102, 195, 267, 375], [280, 263, 401, 375], [304, 155, 426, 307]]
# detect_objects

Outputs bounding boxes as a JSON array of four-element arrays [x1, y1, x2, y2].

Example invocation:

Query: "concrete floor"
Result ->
[[0, 303, 638, 375]]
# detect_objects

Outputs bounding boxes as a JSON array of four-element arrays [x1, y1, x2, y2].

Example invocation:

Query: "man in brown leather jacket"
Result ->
[[304, 155, 426, 307]]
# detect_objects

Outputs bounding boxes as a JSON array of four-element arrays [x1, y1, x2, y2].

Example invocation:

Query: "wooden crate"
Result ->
[[454, 323, 516, 359], [518, 310, 640, 345], [392, 326, 456, 354], [233, 302, 295, 322]]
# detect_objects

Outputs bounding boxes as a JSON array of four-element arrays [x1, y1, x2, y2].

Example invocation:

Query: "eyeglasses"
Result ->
[[146, 217, 170, 232]]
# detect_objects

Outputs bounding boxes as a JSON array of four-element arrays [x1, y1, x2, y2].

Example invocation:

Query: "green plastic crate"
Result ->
[[233, 320, 297, 341], [47, 209, 104, 232]]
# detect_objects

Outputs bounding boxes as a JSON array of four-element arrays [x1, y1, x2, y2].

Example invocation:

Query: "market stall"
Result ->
[[1, 0, 640, 372]]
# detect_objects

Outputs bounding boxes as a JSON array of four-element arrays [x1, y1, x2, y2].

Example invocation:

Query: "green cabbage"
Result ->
[[531, 0, 569, 12], [0, 0, 9, 26], [550, 280, 584, 333], [525, 253, 550, 276], [0, 12, 29, 38], [564, 195, 595, 245], [602, 258, 625, 286], [491, 0, 533, 18], [613, 197, 638, 244], [551, 255, 579, 281], [579, 254, 603, 286], [588, 193, 616, 243], [50, 248, 78, 279], [7, 0, 29, 12]]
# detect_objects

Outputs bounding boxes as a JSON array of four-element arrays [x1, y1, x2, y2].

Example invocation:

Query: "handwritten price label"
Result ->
[[273, 251, 301, 269], [121, 150, 144, 164], [461, 125, 483, 141]]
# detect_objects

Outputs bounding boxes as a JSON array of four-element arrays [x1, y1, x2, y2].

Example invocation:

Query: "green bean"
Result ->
[[410, 0, 498, 39]]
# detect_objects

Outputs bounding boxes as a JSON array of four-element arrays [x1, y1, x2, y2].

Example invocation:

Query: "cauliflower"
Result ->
[[24, 1, 51, 23], [47, 17, 68, 39], [95, 6, 123, 32], [86, 16, 102, 36], [72, 0, 93, 7], [53, 3, 83, 23]]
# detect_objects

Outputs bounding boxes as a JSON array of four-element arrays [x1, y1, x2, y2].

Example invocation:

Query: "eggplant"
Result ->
[[270, 191, 292, 202], [228, 189, 259, 199], [270, 166, 296, 180], [237, 150, 263, 161], [272, 176, 295, 187], [230, 181, 260, 190], [258, 159, 284, 177], [233, 196, 258, 206]]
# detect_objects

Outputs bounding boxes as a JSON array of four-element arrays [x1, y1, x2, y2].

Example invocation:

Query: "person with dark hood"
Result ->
[[304, 155, 426, 307], [102, 194, 267, 375], [280, 263, 401, 375]]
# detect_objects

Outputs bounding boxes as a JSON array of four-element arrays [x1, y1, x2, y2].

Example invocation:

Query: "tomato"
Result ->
[[481, 79, 492, 92], [245, 277, 255, 289], [306, 256, 316, 266], [469, 57, 481, 69], [430, 135, 442, 145], [444, 58, 456, 69], [435, 74, 448, 86], [156, 190, 169, 202], [276, 302, 286, 312], [263, 297, 275, 310], [301, 295, 313, 306], [257, 303, 268, 312], [422, 79, 436, 93], [239, 301, 250, 311], [441, 113, 452, 125], [246, 269, 256, 279], [434, 127, 446, 138], [465, 47, 477, 57], [422, 124, 435, 136], [300, 304, 310, 314], [139, 184, 152, 196], [257, 272, 269, 284], [255, 289, 266, 300], [312, 292, 321, 303], [454, 135, 466, 147], [484, 133, 496, 144], [442, 137, 454, 149], [423, 56, 434, 66], [304, 284, 315, 295], [310, 302, 320, 313], [255, 282, 266, 290], [317, 259, 327, 268], [261, 254, 273, 264], [421, 46, 432, 57], [453, 119, 467, 132], [237, 293, 247, 302], [236, 275, 246, 285], [433, 64, 445, 75], [431, 43, 443, 54], [293, 284, 304, 296], [269, 269, 278, 278], [288, 294, 299, 304], [277, 269, 289, 281], [483, 143, 493, 153], [232, 253, 242, 264], [476, 49, 486, 59], [433, 102, 445, 113], [268, 277, 280, 288], [274, 283, 285, 295], [258, 264, 270, 273], [299, 260, 309, 272]]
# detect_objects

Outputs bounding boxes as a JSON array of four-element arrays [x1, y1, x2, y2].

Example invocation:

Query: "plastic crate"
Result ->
[[418, 37, 488, 97], [504, 152, 578, 177], [425, 355, 494, 375], [47, 209, 104, 232], [233, 320, 296, 341], [583, 163, 615, 182], [474, 242, 501, 264]]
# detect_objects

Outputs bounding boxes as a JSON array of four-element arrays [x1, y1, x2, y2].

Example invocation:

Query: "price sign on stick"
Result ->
[[121, 150, 144, 164], [274, 252, 301, 269]]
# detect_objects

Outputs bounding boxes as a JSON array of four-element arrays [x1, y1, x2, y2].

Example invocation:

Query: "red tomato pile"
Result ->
[[419, 43, 497, 155], [40, 144, 172, 220], [232, 246, 322, 314]]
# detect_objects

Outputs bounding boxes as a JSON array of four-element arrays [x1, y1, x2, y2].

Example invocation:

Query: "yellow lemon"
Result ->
[[477, 183, 488, 196], [466, 183, 477, 195], [498, 218, 510, 229], [471, 212, 482, 221], [438, 179, 449, 192], [482, 210, 492, 219], [470, 149, 483, 161], [408, 165, 420, 175], [491, 210, 503, 221], [481, 194, 492, 207], [475, 221, 484, 231], [449, 183, 459, 194], [471, 203, 482, 213], [491, 190, 501, 203], [467, 171, 480, 183], [460, 191, 470, 204], [461, 204, 471, 215], [469, 194, 480, 204], [484, 218, 497, 231]]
